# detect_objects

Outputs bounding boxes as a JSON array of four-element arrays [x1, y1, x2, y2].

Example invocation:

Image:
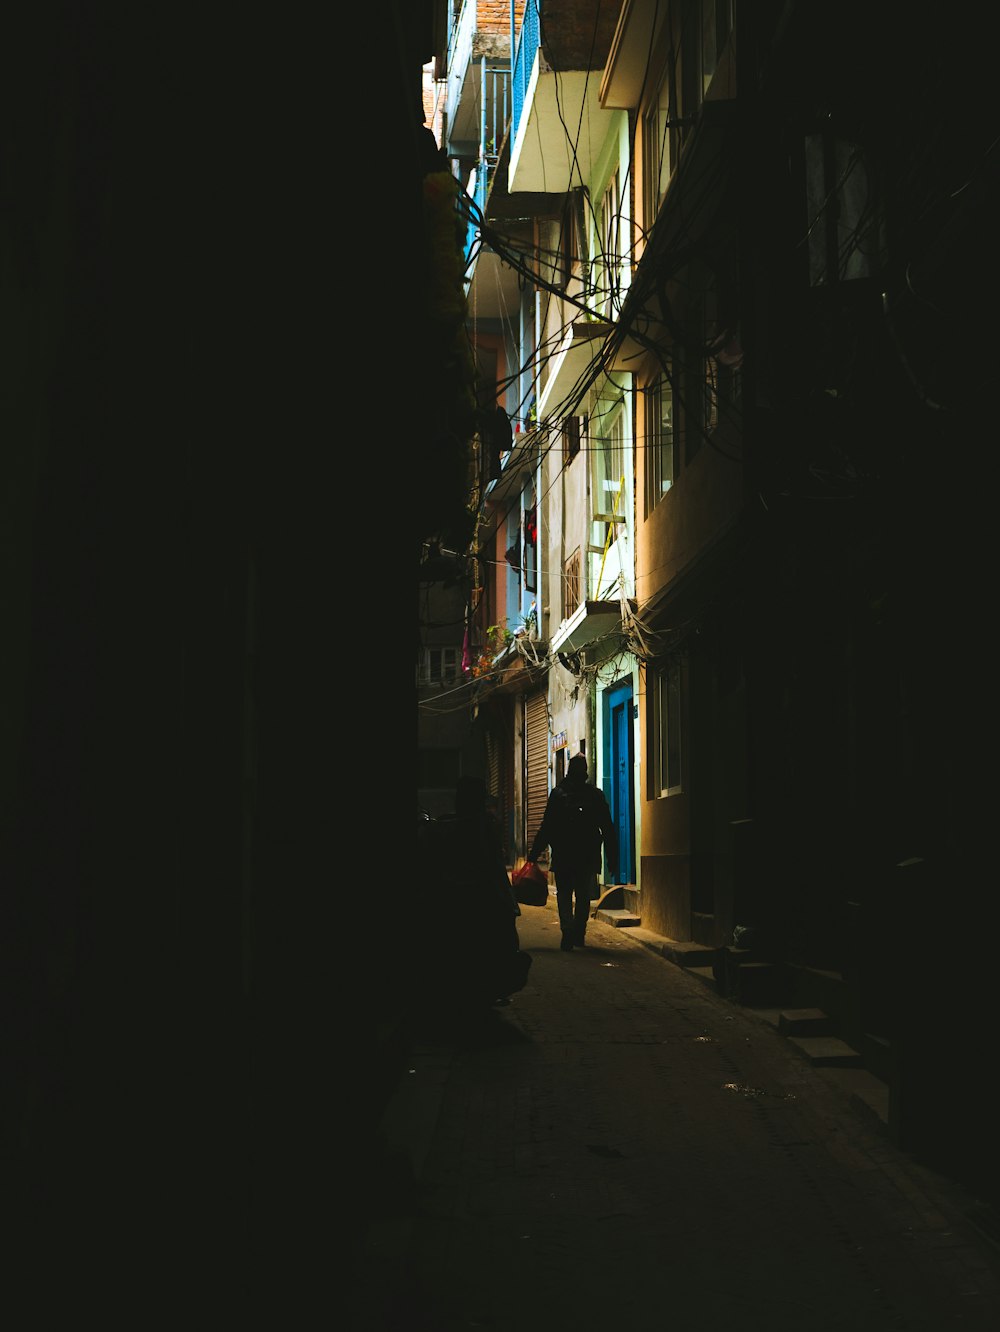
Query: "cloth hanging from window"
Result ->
[[524, 506, 537, 546], [505, 537, 521, 572]]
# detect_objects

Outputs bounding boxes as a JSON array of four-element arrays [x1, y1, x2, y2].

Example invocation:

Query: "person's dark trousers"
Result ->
[[555, 869, 598, 948]]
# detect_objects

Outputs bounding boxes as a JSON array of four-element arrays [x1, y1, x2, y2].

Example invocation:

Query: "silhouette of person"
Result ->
[[432, 776, 530, 1006], [529, 755, 618, 951]]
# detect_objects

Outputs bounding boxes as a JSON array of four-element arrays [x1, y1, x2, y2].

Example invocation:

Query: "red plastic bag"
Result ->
[[511, 860, 548, 907]]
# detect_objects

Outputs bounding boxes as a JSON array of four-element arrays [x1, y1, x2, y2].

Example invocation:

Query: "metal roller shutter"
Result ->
[[525, 687, 549, 850], [487, 731, 500, 806]]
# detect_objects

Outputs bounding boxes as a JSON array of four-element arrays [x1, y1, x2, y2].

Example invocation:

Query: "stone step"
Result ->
[[661, 939, 717, 969], [620, 885, 641, 915], [778, 1007, 835, 1037], [786, 1035, 864, 1068], [595, 907, 641, 929]]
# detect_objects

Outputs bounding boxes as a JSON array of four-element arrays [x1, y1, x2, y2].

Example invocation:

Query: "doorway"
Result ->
[[603, 679, 636, 884]]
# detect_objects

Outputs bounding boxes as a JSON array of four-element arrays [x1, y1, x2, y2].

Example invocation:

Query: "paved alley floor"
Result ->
[[353, 904, 1000, 1331]]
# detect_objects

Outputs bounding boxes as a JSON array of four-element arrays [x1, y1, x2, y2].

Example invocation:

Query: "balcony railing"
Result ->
[[481, 62, 510, 178], [511, 0, 540, 150], [465, 63, 511, 268]]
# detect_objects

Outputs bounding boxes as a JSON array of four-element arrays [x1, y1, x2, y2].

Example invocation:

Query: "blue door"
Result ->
[[603, 680, 635, 885]]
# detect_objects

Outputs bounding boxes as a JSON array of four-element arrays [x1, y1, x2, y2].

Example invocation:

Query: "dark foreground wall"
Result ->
[[0, 9, 425, 1312]]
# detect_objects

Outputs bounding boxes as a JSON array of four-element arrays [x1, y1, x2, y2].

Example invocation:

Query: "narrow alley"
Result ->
[[354, 903, 1000, 1331]]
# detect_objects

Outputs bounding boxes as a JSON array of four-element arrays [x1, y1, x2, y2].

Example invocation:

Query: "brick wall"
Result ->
[[477, 0, 514, 36]]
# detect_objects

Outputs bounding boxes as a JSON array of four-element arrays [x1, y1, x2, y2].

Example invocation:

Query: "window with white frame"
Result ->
[[643, 371, 674, 516], [642, 56, 672, 228], [651, 658, 682, 796], [591, 398, 625, 525], [418, 647, 460, 686], [590, 400, 626, 598]]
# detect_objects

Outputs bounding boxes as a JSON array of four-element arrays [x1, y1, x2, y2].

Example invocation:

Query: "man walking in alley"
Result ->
[[529, 754, 618, 951]]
